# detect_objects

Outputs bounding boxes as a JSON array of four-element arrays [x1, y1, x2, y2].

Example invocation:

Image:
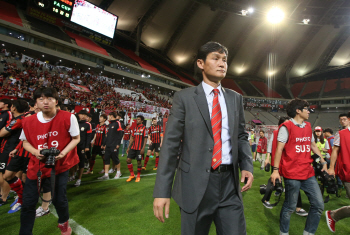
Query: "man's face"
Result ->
[[36, 96, 57, 112], [0, 102, 5, 109], [324, 132, 331, 138], [152, 119, 157, 125], [259, 132, 264, 137], [78, 114, 86, 121], [99, 116, 106, 123], [126, 125, 130, 130], [297, 107, 310, 120], [137, 117, 142, 125], [339, 116, 349, 128], [197, 52, 227, 82]]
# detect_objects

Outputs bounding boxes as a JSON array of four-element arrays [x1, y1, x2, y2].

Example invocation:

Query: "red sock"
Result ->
[[137, 167, 141, 178], [89, 160, 95, 171], [155, 157, 159, 168], [144, 156, 149, 167], [128, 164, 134, 176], [8, 177, 23, 204]]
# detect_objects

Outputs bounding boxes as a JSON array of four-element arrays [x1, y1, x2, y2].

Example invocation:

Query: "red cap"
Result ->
[[314, 126, 322, 131]]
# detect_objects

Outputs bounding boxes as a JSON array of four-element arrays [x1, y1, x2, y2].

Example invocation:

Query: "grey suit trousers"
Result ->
[[180, 170, 246, 235]]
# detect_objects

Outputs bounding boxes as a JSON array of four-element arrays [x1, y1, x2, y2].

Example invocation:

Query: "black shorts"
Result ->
[[127, 149, 142, 161], [92, 145, 103, 155], [6, 155, 29, 173], [77, 147, 86, 168], [148, 143, 160, 153], [104, 147, 120, 165], [0, 151, 10, 173]]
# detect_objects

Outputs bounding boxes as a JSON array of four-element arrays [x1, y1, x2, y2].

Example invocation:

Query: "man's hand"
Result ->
[[321, 163, 328, 172], [85, 148, 89, 152], [116, 145, 119, 149], [271, 171, 281, 186], [153, 198, 170, 223], [33, 149, 45, 160], [55, 152, 66, 160], [241, 170, 253, 192], [140, 147, 145, 155], [101, 145, 106, 150], [9, 149, 18, 158], [264, 159, 269, 167], [328, 168, 335, 176], [126, 148, 130, 155]]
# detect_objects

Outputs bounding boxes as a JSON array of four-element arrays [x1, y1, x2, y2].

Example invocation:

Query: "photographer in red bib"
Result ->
[[19, 88, 80, 235]]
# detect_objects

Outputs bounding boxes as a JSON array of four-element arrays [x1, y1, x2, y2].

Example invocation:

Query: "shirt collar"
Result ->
[[291, 118, 306, 128], [202, 81, 222, 97]]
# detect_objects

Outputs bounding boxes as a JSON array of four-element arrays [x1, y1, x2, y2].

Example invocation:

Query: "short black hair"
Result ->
[[100, 114, 107, 120], [28, 99, 35, 107], [60, 104, 67, 111], [339, 113, 347, 119], [34, 87, 59, 101], [0, 98, 12, 108], [137, 115, 144, 121], [197, 42, 228, 62], [323, 128, 333, 134], [109, 112, 117, 118], [87, 113, 92, 118], [152, 117, 157, 121], [259, 130, 265, 134], [278, 116, 290, 126], [126, 123, 130, 126], [347, 111, 350, 118], [286, 98, 309, 118], [12, 100, 29, 113]]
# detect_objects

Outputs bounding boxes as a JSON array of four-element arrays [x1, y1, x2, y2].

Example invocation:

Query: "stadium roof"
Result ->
[[89, 0, 350, 82]]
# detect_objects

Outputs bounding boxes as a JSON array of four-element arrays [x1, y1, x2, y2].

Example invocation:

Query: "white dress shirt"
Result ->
[[202, 81, 233, 165]]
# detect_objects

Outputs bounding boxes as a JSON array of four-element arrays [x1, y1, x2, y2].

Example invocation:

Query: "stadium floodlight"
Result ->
[[267, 70, 275, 76], [241, 10, 247, 16], [267, 7, 284, 24], [42, 55, 45, 57], [59, 60, 62, 62], [2, 44, 4, 46], [248, 8, 254, 13], [303, 19, 310, 24]]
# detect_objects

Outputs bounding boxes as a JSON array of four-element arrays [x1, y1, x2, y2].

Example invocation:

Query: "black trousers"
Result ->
[[180, 170, 246, 235], [20, 170, 70, 235]]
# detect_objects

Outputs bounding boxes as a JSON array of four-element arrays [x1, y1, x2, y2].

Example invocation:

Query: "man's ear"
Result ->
[[197, 59, 204, 70]]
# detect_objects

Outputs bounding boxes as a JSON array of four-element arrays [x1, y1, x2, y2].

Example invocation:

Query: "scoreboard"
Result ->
[[31, 0, 74, 20]]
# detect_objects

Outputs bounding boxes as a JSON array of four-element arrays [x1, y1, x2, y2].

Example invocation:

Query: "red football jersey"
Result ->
[[94, 124, 107, 146], [123, 129, 132, 141], [148, 125, 163, 144], [257, 137, 267, 154], [279, 121, 314, 180], [131, 124, 147, 151], [22, 110, 79, 180]]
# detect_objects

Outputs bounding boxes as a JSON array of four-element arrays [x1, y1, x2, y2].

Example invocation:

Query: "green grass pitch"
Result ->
[[1, 149, 349, 234]]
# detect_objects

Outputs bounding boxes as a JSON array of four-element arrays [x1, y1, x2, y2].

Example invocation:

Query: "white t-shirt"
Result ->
[[20, 112, 79, 140]]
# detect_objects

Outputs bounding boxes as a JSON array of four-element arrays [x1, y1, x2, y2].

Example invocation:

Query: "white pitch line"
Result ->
[[50, 206, 94, 235], [76, 172, 158, 185]]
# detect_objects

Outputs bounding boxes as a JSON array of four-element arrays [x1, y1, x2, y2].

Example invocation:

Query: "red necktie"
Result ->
[[211, 89, 222, 169]]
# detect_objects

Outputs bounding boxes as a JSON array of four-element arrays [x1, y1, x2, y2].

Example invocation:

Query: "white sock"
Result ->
[[104, 173, 108, 176], [117, 171, 120, 174]]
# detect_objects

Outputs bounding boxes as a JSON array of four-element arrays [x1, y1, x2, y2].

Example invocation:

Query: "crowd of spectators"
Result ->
[[0, 49, 173, 114]]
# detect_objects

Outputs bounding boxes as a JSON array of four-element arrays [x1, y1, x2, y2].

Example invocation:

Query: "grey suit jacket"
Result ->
[[153, 83, 253, 213]]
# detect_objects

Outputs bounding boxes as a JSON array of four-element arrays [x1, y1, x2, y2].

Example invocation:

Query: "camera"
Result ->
[[260, 178, 284, 207], [40, 147, 60, 168], [311, 154, 338, 195]]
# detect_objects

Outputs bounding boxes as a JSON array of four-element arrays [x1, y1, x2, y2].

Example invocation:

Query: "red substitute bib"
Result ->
[[280, 121, 314, 180], [23, 110, 79, 180], [336, 129, 350, 182]]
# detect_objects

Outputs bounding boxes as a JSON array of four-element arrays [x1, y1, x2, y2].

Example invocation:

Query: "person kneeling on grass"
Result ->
[[271, 98, 327, 235]]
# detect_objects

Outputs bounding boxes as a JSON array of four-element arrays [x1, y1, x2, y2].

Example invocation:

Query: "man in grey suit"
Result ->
[[153, 41, 254, 235]]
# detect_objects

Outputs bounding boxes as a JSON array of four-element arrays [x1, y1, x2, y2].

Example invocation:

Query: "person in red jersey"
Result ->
[[0, 100, 28, 209], [121, 123, 132, 157], [126, 115, 147, 182], [143, 117, 163, 171], [271, 98, 327, 235], [19, 87, 80, 235], [325, 111, 350, 233], [256, 130, 267, 170], [85, 114, 107, 174]]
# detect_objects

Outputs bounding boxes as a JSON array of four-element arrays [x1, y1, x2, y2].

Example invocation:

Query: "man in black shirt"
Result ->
[[98, 112, 123, 180], [0, 98, 12, 144], [0, 100, 28, 206], [84, 113, 95, 169], [71, 110, 92, 187]]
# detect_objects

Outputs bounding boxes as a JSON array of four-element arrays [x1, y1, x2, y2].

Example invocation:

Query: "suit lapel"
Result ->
[[222, 87, 235, 137], [194, 84, 213, 138]]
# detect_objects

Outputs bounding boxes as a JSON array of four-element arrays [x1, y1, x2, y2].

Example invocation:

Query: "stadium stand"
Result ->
[[25, 16, 72, 43], [236, 80, 263, 97], [97, 44, 139, 66], [65, 31, 110, 57], [221, 79, 243, 95], [0, 1, 23, 27], [152, 61, 195, 85], [313, 112, 341, 131], [323, 77, 350, 97], [291, 82, 305, 97], [300, 80, 324, 98], [250, 81, 281, 98]]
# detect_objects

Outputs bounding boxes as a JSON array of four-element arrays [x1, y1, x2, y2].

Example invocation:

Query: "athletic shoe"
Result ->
[[83, 170, 93, 175], [36, 206, 50, 218], [121, 154, 124, 157], [8, 202, 21, 213], [74, 179, 81, 187], [10, 197, 18, 207], [108, 169, 115, 173], [98, 169, 105, 174], [325, 210, 336, 233], [97, 175, 109, 180], [274, 192, 280, 197], [84, 163, 89, 169], [68, 176, 75, 182], [263, 201, 273, 209], [57, 221, 72, 235], [114, 172, 122, 179], [135, 177, 141, 182], [142, 167, 146, 170], [0, 198, 7, 206], [260, 167, 264, 170], [126, 175, 135, 182], [153, 167, 157, 170], [295, 208, 308, 217]]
